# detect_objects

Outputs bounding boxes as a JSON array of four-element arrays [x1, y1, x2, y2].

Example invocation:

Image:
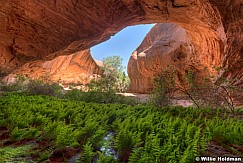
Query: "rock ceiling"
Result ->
[[0, 0, 242, 89]]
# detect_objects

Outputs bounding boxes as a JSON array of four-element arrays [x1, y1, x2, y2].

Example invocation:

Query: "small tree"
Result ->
[[149, 74, 172, 107], [149, 67, 178, 107], [149, 66, 240, 113], [88, 77, 114, 92], [88, 56, 129, 93]]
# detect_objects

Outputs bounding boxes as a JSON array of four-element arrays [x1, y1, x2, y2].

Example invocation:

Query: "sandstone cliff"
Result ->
[[4, 50, 102, 85], [128, 22, 228, 92], [0, 0, 242, 88], [128, 23, 193, 92]]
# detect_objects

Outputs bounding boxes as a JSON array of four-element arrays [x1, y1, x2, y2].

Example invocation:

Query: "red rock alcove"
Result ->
[[0, 0, 242, 91]]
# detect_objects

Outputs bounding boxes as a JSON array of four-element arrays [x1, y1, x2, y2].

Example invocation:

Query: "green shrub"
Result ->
[[149, 67, 242, 113], [63, 89, 137, 105], [26, 80, 62, 97], [0, 75, 27, 92], [149, 73, 172, 107], [0, 145, 32, 162]]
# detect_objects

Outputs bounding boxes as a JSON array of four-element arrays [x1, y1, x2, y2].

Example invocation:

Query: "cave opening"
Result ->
[[89, 22, 201, 94], [0, 1, 243, 162], [90, 24, 155, 74]]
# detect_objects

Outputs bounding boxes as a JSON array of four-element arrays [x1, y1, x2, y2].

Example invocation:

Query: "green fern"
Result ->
[[79, 142, 95, 163]]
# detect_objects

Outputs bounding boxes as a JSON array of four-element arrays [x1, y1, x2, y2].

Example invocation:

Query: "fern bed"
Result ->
[[0, 93, 242, 162]]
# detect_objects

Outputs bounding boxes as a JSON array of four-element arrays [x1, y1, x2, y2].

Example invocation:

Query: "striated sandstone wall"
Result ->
[[128, 23, 193, 92], [0, 0, 242, 88], [127, 22, 227, 93], [3, 50, 102, 85]]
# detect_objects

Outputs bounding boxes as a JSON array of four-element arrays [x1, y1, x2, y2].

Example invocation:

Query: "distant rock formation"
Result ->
[[128, 24, 190, 92], [128, 23, 222, 93], [4, 50, 102, 85]]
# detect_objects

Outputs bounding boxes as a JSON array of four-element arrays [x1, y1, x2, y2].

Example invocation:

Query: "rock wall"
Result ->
[[128, 23, 223, 92], [4, 50, 102, 85], [128, 23, 192, 92], [0, 0, 242, 88], [207, 0, 243, 88]]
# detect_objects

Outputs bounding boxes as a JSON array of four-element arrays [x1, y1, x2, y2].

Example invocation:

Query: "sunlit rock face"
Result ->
[[128, 23, 193, 92], [0, 0, 242, 87], [128, 23, 225, 93], [3, 50, 102, 85]]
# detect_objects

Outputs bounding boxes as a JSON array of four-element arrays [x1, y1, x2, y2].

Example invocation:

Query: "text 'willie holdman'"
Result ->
[[195, 156, 242, 162]]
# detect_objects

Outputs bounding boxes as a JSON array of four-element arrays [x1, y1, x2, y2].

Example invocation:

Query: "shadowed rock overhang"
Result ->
[[0, 0, 242, 88]]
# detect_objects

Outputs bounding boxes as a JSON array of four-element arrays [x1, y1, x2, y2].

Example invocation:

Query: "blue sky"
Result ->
[[91, 24, 155, 72]]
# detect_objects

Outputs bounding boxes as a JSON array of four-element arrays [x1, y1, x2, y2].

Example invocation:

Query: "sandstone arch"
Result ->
[[0, 0, 242, 88]]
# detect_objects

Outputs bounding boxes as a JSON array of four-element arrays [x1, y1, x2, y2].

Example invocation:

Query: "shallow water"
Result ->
[[100, 131, 118, 159]]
